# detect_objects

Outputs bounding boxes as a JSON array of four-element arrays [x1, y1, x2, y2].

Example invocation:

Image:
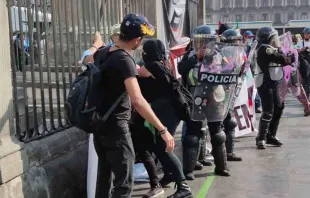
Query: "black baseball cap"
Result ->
[[120, 13, 155, 40]]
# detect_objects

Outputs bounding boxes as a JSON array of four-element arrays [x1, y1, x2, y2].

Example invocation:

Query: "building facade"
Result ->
[[206, 0, 310, 25]]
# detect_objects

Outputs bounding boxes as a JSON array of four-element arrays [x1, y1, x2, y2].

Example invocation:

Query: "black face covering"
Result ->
[[142, 39, 166, 62]]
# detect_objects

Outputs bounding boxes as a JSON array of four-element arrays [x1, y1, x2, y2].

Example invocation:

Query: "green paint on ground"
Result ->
[[196, 175, 215, 198]]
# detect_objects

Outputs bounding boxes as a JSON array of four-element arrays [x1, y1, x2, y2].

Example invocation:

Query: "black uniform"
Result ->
[[178, 51, 211, 180], [179, 50, 230, 177], [255, 44, 294, 149], [220, 29, 243, 162]]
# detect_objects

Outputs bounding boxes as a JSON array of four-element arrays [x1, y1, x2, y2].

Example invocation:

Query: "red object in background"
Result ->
[[218, 21, 222, 29], [169, 42, 189, 79]]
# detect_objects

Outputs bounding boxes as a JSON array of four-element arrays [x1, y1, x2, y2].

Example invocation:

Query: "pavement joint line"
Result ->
[[196, 174, 215, 198]]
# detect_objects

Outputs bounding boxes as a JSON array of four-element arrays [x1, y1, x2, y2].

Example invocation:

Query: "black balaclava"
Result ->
[[142, 39, 166, 62]]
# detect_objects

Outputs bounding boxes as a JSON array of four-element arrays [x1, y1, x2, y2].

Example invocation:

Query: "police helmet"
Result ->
[[303, 27, 310, 34], [220, 29, 242, 42], [243, 30, 255, 38], [256, 27, 278, 44], [192, 25, 216, 36]]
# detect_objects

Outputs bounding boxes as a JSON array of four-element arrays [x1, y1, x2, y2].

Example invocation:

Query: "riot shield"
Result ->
[[229, 41, 258, 111], [279, 32, 300, 102], [191, 41, 245, 122]]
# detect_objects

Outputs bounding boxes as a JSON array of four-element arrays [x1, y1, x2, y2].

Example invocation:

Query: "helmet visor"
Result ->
[[193, 35, 218, 59]]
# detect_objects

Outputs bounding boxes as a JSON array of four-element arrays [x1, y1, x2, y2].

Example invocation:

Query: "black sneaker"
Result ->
[[198, 159, 213, 166], [214, 168, 230, 177], [256, 140, 266, 149], [227, 153, 242, 161], [266, 136, 283, 146], [159, 174, 174, 188], [143, 184, 164, 198], [167, 182, 193, 198]]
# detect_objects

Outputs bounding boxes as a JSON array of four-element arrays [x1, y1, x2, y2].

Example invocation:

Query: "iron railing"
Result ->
[[7, 0, 149, 142]]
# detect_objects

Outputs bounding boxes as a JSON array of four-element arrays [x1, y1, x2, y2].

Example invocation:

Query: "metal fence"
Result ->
[[7, 0, 149, 142]]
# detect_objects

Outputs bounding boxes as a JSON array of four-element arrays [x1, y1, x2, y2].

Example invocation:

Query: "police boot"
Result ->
[[267, 106, 284, 147], [194, 161, 204, 171], [183, 135, 200, 180], [167, 182, 193, 198], [224, 113, 242, 161], [198, 135, 213, 166], [256, 112, 272, 149], [211, 131, 230, 177], [225, 130, 242, 161]]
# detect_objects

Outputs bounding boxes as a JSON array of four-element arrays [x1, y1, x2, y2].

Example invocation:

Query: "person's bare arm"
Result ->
[[82, 47, 97, 64], [82, 32, 105, 65], [125, 77, 174, 151], [137, 66, 152, 77]]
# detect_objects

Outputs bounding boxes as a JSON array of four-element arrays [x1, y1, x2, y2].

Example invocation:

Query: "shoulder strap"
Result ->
[[101, 91, 126, 122], [303, 40, 305, 48]]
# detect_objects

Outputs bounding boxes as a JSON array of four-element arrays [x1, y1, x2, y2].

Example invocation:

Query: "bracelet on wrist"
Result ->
[[159, 127, 167, 135]]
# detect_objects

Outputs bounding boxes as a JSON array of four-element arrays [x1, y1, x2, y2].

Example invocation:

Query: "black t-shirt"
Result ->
[[94, 48, 138, 129]]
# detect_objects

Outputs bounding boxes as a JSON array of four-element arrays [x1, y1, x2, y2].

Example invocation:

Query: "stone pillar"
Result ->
[[0, 0, 25, 196], [0, 0, 23, 166]]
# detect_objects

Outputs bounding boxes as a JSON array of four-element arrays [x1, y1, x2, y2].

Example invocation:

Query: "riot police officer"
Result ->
[[255, 27, 295, 149], [220, 29, 243, 161], [188, 26, 234, 177], [178, 25, 216, 180]]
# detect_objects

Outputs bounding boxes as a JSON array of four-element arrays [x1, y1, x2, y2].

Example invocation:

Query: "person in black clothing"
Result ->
[[92, 14, 175, 198], [135, 39, 193, 198], [255, 27, 295, 149], [179, 25, 232, 177], [220, 29, 243, 162], [178, 25, 216, 180]]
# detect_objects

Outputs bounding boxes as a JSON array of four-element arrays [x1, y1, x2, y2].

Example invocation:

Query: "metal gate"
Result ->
[[7, 0, 148, 142]]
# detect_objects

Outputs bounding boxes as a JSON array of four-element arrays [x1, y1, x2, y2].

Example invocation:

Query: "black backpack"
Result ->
[[156, 62, 194, 121], [65, 50, 126, 133]]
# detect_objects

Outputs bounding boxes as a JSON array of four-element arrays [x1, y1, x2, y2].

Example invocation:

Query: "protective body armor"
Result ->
[[254, 44, 285, 88]]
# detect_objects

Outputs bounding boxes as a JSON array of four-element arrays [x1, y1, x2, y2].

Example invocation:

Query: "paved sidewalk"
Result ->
[[132, 96, 310, 198]]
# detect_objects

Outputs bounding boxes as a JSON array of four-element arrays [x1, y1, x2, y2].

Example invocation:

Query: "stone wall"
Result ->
[[0, 128, 88, 198]]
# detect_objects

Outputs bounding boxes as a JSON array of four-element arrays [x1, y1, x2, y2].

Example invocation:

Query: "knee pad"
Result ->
[[183, 134, 200, 148], [223, 116, 237, 132], [211, 131, 226, 145], [261, 112, 272, 122]]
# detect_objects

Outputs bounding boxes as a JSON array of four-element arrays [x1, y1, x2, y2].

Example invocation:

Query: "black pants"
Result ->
[[152, 99, 185, 182], [257, 82, 284, 140], [94, 124, 135, 198], [131, 116, 159, 188]]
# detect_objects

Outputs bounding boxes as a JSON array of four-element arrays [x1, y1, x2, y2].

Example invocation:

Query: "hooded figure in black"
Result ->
[[135, 39, 193, 198], [255, 27, 295, 149]]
